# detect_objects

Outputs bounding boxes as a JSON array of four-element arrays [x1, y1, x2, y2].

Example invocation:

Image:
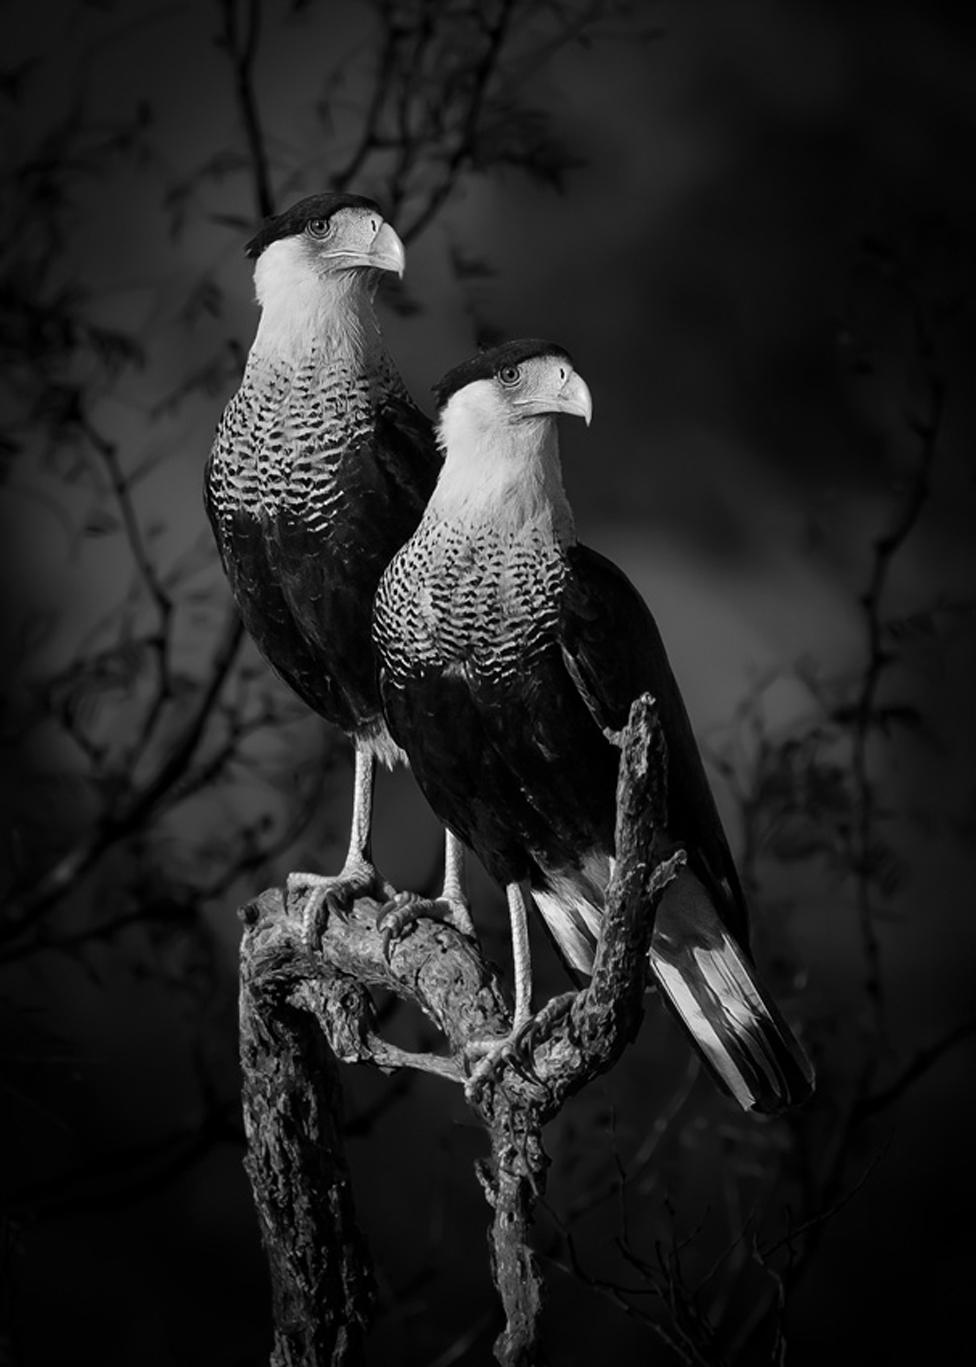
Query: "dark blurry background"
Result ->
[[2, 1, 975, 1364]]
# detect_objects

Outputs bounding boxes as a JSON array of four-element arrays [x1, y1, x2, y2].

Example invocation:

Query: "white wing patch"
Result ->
[[532, 889, 599, 974]]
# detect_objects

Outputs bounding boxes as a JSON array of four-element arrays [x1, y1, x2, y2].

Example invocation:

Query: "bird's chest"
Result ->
[[209, 359, 375, 521], [382, 521, 567, 682]]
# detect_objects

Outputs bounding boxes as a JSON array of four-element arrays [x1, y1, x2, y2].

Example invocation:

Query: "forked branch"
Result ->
[[238, 693, 682, 1365]]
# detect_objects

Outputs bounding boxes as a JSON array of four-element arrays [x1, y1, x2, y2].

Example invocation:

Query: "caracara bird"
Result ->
[[206, 192, 469, 933], [373, 339, 814, 1111]]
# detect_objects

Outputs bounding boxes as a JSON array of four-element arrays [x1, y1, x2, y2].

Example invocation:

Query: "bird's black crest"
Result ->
[[433, 339, 573, 410], [244, 192, 382, 259]]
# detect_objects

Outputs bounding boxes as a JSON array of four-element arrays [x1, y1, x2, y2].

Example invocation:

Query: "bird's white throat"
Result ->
[[430, 405, 575, 545], [250, 237, 384, 368]]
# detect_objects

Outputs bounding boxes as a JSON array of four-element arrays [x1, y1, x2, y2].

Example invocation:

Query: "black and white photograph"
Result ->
[[2, 2, 975, 1364]]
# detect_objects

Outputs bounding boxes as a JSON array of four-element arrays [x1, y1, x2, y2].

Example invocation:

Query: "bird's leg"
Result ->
[[290, 746, 395, 949], [441, 828, 471, 923], [507, 879, 533, 1030], [377, 828, 475, 956], [464, 881, 536, 1100], [505, 989, 577, 1057]]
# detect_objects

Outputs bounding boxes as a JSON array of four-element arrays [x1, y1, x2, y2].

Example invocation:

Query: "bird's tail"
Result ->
[[533, 863, 814, 1114], [532, 860, 606, 977], [648, 869, 814, 1114]]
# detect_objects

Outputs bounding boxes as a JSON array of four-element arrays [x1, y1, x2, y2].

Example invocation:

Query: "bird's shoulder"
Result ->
[[558, 543, 672, 731], [563, 542, 652, 626], [373, 389, 441, 499]]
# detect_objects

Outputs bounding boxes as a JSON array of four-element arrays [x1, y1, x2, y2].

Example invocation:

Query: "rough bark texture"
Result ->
[[238, 693, 681, 1366], [239, 899, 375, 1366]]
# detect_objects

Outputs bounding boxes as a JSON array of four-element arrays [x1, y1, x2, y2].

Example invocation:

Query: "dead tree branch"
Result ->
[[237, 693, 684, 1366], [239, 897, 375, 1367]]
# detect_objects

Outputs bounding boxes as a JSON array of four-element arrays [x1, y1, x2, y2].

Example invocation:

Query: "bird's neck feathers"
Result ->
[[249, 239, 386, 371], [430, 410, 576, 546]]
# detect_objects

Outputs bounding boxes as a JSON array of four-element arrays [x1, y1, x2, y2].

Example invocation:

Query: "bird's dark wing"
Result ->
[[375, 394, 443, 498], [560, 543, 748, 945], [257, 396, 440, 728], [269, 397, 436, 631]]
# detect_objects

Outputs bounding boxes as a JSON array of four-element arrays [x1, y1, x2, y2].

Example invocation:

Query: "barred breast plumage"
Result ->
[[374, 514, 568, 688], [374, 511, 620, 891], [206, 347, 439, 744]]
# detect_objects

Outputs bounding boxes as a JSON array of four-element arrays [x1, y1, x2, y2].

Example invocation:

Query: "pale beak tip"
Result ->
[[370, 220, 407, 277], [572, 373, 594, 427]]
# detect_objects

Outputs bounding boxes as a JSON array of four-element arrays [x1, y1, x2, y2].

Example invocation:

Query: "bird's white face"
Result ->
[[431, 352, 592, 538], [440, 354, 593, 446], [254, 206, 405, 310]]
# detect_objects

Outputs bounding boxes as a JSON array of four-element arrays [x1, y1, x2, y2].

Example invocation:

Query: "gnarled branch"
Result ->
[[238, 693, 682, 1365]]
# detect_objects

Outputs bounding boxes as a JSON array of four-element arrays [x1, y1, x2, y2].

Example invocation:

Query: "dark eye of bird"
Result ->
[[498, 365, 521, 387], [306, 217, 333, 239]]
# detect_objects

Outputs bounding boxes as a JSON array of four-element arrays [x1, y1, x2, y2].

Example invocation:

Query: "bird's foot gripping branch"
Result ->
[[237, 694, 684, 1367]]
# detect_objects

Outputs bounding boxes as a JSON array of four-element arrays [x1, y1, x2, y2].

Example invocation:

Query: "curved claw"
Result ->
[[499, 1037, 544, 1088], [463, 1029, 539, 1103], [463, 1036, 511, 1103], [376, 891, 427, 959], [289, 862, 389, 953], [513, 991, 576, 1054], [462, 992, 578, 1103], [376, 891, 475, 962], [298, 883, 348, 954]]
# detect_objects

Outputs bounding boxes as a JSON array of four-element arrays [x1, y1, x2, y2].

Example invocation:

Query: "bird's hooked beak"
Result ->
[[514, 365, 593, 427], [554, 368, 593, 426], [319, 219, 406, 277], [364, 220, 406, 278]]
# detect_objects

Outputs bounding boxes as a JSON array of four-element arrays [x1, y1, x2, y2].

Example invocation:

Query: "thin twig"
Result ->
[[855, 1017, 976, 1121], [79, 410, 175, 762], [218, 0, 275, 217], [331, 1, 401, 192], [2, 610, 244, 934], [848, 279, 943, 1046], [402, 0, 519, 243]]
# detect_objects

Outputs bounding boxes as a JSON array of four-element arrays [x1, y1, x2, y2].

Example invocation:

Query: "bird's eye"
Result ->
[[306, 217, 333, 239], [498, 365, 522, 387]]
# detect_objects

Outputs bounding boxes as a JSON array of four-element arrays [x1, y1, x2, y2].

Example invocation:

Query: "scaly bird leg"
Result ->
[[377, 828, 475, 956], [290, 745, 395, 950], [464, 881, 535, 1100]]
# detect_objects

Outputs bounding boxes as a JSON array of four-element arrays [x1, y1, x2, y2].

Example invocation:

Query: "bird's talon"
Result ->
[[375, 889, 415, 928], [462, 993, 578, 1099], [376, 891, 423, 959], [461, 1019, 543, 1101], [376, 890, 474, 958], [288, 863, 388, 954], [502, 1044, 538, 1087], [379, 922, 404, 962], [326, 886, 354, 917]]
